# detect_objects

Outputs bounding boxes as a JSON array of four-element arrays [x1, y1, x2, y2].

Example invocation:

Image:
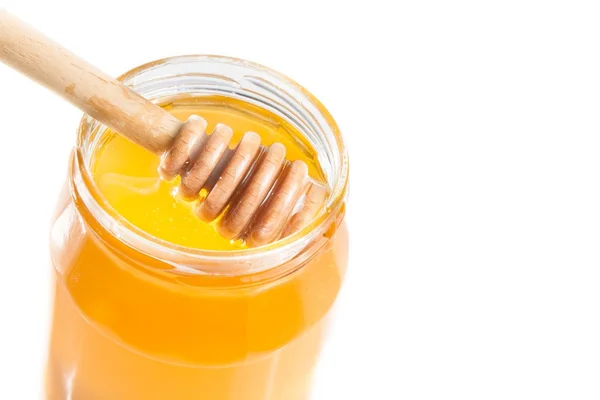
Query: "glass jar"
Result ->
[[46, 55, 349, 400]]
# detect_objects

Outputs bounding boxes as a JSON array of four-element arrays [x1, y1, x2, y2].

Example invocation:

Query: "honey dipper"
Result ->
[[0, 10, 328, 247]]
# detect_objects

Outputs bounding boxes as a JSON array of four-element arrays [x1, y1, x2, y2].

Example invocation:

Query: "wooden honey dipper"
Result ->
[[0, 10, 328, 247]]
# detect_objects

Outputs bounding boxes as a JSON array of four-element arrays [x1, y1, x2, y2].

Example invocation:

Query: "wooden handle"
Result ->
[[0, 10, 182, 153]]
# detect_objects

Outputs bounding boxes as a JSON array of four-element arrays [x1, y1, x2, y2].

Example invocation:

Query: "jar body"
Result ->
[[46, 176, 348, 399], [44, 55, 349, 399]]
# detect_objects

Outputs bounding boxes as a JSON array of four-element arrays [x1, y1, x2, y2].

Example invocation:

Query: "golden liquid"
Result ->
[[46, 96, 347, 400], [92, 96, 324, 250]]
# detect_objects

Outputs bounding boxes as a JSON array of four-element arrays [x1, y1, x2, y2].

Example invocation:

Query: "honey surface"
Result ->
[[92, 95, 324, 250]]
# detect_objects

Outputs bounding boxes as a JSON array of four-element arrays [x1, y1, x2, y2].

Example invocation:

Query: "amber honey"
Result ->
[[46, 57, 348, 400], [91, 95, 325, 251]]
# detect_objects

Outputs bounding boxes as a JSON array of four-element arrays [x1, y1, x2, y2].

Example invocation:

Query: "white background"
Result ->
[[1, 0, 600, 399]]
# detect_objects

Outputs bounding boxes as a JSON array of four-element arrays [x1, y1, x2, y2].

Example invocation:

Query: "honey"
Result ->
[[46, 56, 348, 400], [92, 95, 325, 251]]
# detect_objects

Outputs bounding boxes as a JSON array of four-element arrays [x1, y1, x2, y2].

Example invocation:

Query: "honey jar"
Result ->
[[46, 55, 349, 399]]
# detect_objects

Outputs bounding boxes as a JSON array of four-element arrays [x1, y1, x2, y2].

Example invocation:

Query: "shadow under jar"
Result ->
[[46, 55, 349, 400]]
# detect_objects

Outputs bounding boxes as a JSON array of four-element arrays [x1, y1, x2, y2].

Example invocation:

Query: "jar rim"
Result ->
[[73, 54, 349, 275]]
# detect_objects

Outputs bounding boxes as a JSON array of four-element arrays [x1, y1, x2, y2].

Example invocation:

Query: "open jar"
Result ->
[[46, 55, 348, 400]]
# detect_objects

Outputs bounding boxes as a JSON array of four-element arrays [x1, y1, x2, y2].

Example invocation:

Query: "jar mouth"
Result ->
[[73, 55, 348, 275]]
